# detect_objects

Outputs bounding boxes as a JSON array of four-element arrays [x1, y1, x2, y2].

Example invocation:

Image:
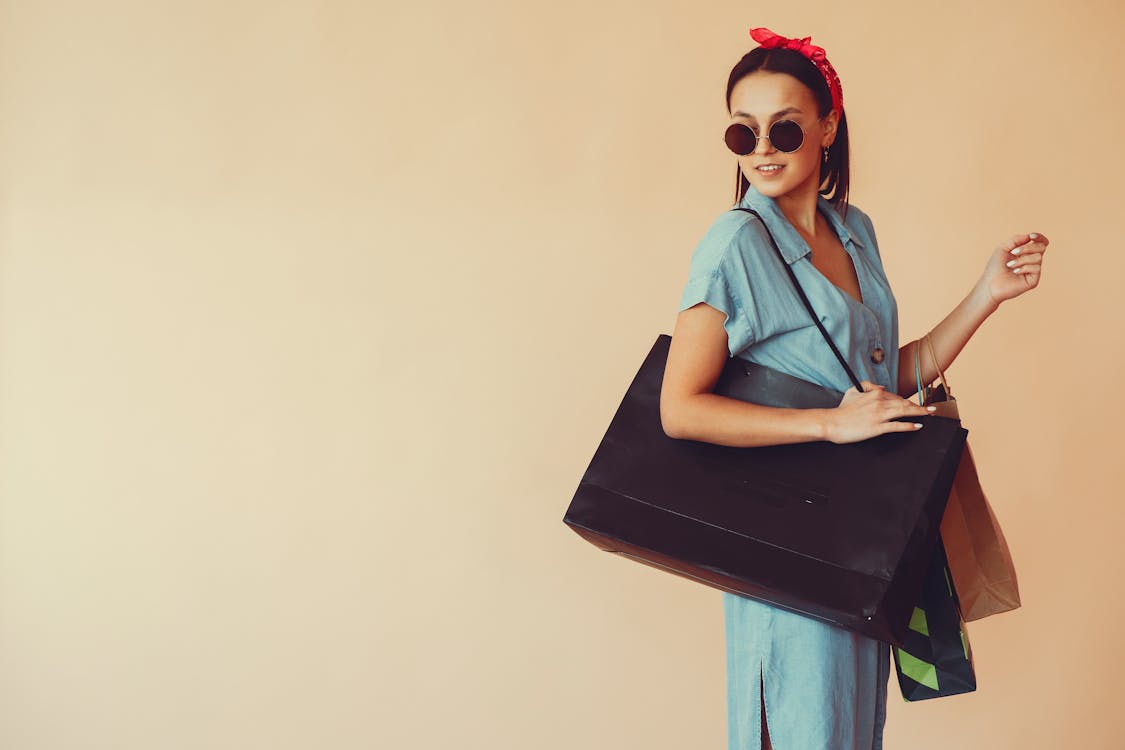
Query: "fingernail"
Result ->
[[1014, 267, 1025, 273], [926, 406, 936, 412], [1010, 247, 1021, 255], [1006, 259, 1017, 267], [914, 423, 924, 429], [1029, 232, 1039, 239]]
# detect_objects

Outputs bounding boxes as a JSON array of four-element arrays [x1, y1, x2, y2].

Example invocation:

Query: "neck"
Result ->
[[773, 174, 823, 237]]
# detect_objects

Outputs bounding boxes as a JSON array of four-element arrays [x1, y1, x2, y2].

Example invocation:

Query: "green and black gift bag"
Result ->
[[893, 536, 977, 701]]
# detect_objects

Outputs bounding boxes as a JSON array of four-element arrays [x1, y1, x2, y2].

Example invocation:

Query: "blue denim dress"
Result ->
[[677, 183, 900, 750]]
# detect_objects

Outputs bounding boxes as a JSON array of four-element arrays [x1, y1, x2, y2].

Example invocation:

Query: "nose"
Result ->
[[752, 130, 775, 156]]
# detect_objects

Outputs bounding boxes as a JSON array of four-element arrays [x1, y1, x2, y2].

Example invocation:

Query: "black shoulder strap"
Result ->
[[733, 207, 865, 392]]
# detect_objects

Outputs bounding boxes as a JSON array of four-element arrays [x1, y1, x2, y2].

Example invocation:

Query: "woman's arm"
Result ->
[[895, 282, 997, 397], [663, 303, 933, 447], [896, 231, 1048, 398]]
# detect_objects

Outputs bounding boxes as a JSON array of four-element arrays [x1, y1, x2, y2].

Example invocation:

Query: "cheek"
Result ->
[[786, 143, 822, 176], [795, 140, 819, 162]]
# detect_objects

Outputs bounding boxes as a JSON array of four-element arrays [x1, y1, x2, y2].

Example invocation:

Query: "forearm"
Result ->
[[662, 392, 832, 447], [895, 279, 1000, 397]]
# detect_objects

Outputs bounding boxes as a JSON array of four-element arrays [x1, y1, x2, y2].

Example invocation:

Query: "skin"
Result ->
[[660, 70, 1047, 447]]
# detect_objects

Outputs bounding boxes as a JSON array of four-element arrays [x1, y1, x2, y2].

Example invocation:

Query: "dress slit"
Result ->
[[760, 666, 774, 750]]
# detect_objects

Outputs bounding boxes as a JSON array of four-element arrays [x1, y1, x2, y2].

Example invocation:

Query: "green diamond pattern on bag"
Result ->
[[893, 537, 977, 701]]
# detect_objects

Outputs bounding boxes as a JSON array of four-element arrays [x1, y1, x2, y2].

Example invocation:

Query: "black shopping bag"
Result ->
[[893, 536, 978, 700], [563, 333, 967, 647]]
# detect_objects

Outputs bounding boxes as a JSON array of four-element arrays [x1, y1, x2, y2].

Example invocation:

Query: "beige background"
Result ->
[[0, 1, 1120, 748]]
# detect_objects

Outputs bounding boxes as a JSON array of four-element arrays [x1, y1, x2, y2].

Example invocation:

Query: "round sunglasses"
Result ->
[[723, 119, 805, 156]]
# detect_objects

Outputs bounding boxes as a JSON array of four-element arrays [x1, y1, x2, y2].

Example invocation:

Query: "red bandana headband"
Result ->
[[749, 27, 843, 115]]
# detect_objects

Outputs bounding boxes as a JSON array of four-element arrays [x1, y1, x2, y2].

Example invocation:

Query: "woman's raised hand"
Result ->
[[825, 381, 935, 444], [980, 232, 1048, 307]]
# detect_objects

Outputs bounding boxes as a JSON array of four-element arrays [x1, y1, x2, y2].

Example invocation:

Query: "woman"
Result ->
[[659, 27, 1046, 750]]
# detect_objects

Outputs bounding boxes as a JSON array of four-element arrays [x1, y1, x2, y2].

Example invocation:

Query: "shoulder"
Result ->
[[687, 206, 772, 270], [839, 202, 882, 258], [842, 202, 874, 235], [678, 208, 770, 356]]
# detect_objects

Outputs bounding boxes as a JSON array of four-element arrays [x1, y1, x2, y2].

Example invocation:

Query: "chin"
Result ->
[[748, 178, 793, 197], [746, 168, 815, 198]]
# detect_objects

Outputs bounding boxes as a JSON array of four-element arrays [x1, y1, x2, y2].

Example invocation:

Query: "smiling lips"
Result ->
[[757, 164, 784, 173]]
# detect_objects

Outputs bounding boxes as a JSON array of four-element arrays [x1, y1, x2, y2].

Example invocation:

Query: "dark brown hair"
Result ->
[[725, 46, 850, 219]]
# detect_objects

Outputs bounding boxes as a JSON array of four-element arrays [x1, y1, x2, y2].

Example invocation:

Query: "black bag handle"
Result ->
[[733, 207, 865, 392]]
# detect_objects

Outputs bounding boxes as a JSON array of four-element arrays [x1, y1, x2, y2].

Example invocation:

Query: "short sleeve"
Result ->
[[677, 216, 758, 358]]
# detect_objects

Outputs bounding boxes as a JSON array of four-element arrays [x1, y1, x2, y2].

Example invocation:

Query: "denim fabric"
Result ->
[[723, 595, 891, 750], [677, 183, 899, 749], [678, 184, 899, 395]]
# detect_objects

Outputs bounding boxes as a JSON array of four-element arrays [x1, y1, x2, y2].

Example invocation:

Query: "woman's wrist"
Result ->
[[969, 277, 1001, 319], [811, 407, 836, 443]]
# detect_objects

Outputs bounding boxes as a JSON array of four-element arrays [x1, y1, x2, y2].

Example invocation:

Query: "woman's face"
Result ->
[[727, 70, 837, 201]]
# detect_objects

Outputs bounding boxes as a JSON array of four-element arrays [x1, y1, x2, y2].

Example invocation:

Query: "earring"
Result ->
[[822, 146, 829, 163]]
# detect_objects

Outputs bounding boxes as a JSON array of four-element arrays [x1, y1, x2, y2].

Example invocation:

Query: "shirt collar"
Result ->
[[735, 182, 865, 265]]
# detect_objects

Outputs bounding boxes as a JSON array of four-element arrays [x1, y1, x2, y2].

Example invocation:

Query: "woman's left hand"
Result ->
[[980, 232, 1048, 308]]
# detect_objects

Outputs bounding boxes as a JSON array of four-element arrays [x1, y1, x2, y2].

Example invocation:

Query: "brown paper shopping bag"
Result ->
[[915, 334, 1021, 621]]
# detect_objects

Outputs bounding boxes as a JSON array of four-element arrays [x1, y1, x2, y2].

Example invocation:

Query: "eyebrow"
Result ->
[[731, 107, 803, 121]]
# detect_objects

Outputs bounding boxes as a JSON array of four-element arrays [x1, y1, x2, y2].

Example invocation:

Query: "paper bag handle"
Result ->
[[913, 332, 952, 405]]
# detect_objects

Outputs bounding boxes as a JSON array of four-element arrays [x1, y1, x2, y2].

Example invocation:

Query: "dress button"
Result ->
[[870, 347, 885, 364]]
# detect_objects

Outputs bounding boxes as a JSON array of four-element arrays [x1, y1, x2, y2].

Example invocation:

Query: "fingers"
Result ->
[[1007, 232, 1050, 249], [1000, 235, 1048, 275], [860, 384, 931, 415], [884, 399, 933, 418], [1009, 244, 1047, 258], [1006, 251, 1044, 267], [1006, 242, 1046, 280], [998, 235, 1047, 289], [835, 385, 933, 442], [1007, 254, 1044, 275], [886, 420, 926, 433]]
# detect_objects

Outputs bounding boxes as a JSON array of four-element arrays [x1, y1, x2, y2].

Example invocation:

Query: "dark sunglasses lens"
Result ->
[[724, 123, 756, 155], [770, 120, 804, 152]]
